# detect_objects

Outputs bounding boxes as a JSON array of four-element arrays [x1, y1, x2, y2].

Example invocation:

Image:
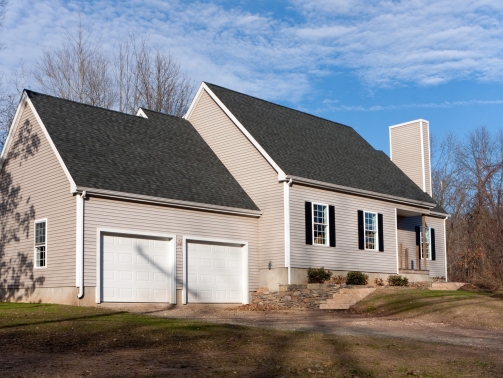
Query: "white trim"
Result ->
[[95, 228, 176, 304], [420, 121, 426, 192], [443, 217, 448, 282], [389, 119, 428, 129], [76, 194, 84, 288], [136, 108, 148, 118], [74, 187, 262, 218], [182, 235, 249, 305], [288, 176, 436, 209], [34, 218, 48, 269], [363, 211, 378, 251], [25, 96, 77, 192], [312, 202, 330, 247], [419, 225, 432, 260], [0, 92, 27, 170], [395, 208, 399, 274], [185, 83, 287, 181], [284, 181, 291, 284], [426, 121, 433, 196], [389, 126, 393, 161]]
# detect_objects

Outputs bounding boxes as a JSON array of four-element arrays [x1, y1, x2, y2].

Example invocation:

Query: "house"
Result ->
[[0, 82, 448, 306]]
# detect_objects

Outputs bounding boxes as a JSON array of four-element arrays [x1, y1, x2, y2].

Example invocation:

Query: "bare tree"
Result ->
[[33, 20, 115, 109], [0, 0, 7, 51], [113, 36, 194, 116]]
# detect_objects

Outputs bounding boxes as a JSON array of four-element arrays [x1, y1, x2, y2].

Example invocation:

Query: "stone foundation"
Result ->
[[251, 283, 341, 310]]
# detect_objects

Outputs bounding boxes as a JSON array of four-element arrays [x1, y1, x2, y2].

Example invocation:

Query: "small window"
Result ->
[[34, 220, 47, 268], [420, 226, 431, 260], [313, 203, 328, 245], [364, 212, 377, 250]]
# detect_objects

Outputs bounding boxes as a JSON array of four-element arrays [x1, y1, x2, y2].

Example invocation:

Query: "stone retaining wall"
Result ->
[[251, 284, 341, 310]]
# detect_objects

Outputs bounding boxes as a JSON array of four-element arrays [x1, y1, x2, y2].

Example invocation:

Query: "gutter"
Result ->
[[285, 175, 437, 209], [76, 191, 86, 299], [73, 187, 262, 218]]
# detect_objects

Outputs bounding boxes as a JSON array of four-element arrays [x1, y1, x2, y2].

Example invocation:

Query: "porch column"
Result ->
[[422, 214, 427, 271]]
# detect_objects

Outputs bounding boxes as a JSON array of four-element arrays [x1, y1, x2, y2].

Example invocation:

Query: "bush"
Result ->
[[307, 267, 332, 283], [346, 271, 369, 285], [387, 275, 409, 286]]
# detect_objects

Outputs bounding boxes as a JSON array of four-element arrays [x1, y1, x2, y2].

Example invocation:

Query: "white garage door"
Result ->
[[187, 242, 243, 303], [101, 234, 172, 302]]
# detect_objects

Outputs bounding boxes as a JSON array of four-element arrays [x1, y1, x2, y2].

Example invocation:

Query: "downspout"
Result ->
[[284, 178, 293, 284], [76, 191, 86, 299]]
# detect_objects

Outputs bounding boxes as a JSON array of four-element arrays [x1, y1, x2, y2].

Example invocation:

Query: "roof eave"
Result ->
[[74, 187, 262, 217], [287, 175, 437, 209]]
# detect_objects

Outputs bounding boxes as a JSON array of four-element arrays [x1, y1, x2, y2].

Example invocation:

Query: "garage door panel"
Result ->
[[101, 234, 171, 303], [187, 242, 243, 303]]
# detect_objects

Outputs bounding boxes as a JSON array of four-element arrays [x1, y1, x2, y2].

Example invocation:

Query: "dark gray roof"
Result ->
[[26, 90, 259, 211], [206, 83, 444, 210]]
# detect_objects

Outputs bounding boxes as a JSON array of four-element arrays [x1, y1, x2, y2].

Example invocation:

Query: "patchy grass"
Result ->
[[351, 288, 503, 330], [0, 303, 503, 377]]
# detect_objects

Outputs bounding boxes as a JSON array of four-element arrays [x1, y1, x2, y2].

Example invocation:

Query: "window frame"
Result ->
[[420, 226, 431, 260], [364, 211, 378, 251], [34, 219, 48, 269], [312, 202, 330, 247]]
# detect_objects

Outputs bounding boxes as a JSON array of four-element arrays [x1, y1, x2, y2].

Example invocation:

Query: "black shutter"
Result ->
[[431, 228, 436, 260], [378, 213, 384, 252], [305, 202, 312, 245], [358, 210, 364, 250], [329, 205, 336, 247], [415, 226, 420, 247]]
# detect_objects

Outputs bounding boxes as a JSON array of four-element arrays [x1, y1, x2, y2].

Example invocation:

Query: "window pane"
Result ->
[[365, 231, 376, 250], [35, 222, 46, 245], [36, 246, 46, 267]]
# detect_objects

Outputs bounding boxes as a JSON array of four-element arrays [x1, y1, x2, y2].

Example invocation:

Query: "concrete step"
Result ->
[[320, 287, 376, 310], [430, 282, 466, 290]]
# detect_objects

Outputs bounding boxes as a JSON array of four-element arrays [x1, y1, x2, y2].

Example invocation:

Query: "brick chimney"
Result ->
[[389, 119, 432, 196]]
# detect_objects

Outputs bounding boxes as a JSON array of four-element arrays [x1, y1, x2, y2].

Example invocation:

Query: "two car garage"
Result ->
[[99, 232, 247, 304]]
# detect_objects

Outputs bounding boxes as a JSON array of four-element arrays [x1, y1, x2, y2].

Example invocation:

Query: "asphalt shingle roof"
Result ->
[[206, 83, 446, 212], [27, 90, 259, 211]]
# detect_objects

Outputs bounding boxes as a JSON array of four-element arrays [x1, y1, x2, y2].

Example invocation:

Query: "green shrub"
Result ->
[[387, 275, 409, 286], [346, 271, 369, 285], [307, 267, 332, 283]]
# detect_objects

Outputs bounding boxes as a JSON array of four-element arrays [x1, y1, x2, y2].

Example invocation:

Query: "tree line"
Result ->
[[0, 19, 195, 150]]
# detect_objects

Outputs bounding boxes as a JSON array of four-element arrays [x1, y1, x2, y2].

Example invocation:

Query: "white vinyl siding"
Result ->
[[290, 184, 397, 273], [0, 106, 76, 288], [83, 196, 259, 290], [188, 90, 285, 271]]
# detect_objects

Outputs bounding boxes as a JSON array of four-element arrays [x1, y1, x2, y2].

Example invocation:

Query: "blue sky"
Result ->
[[1, 0, 503, 154]]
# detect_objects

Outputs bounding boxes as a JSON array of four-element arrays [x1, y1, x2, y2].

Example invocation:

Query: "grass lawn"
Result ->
[[351, 288, 503, 330], [1, 302, 503, 377]]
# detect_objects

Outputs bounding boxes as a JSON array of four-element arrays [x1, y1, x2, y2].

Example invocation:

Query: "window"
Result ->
[[420, 226, 431, 260], [364, 212, 377, 250], [34, 220, 47, 268], [313, 203, 328, 245]]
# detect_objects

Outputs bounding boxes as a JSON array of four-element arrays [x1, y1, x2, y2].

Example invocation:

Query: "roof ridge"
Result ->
[[204, 82, 353, 129], [24, 89, 146, 119]]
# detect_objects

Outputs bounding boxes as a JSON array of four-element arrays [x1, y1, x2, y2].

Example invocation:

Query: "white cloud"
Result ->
[[1, 0, 503, 103]]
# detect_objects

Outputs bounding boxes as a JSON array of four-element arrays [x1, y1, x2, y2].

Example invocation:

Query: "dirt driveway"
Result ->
[[102, 304, 503, 351]]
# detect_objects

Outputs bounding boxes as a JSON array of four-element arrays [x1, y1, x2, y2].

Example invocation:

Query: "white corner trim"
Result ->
[[389, 119, 428, 129], [426, 121, 433, 196], [420, 120, 426, 192], [443, 217, 448, 282], [136, 108, 148, 118], [182, 235, 249, 305], [25, 97, 77, 192], [395, 208, 399, 274], [284, 181, 291, 284], [188, 83, 286, 179], [95, 228, 176, 304], [389, 126, 393, 161], [0, 92, 27, 171]]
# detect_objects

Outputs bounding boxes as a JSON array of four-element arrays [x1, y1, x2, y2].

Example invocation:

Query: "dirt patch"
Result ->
[[1, 302, 503, 377]]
